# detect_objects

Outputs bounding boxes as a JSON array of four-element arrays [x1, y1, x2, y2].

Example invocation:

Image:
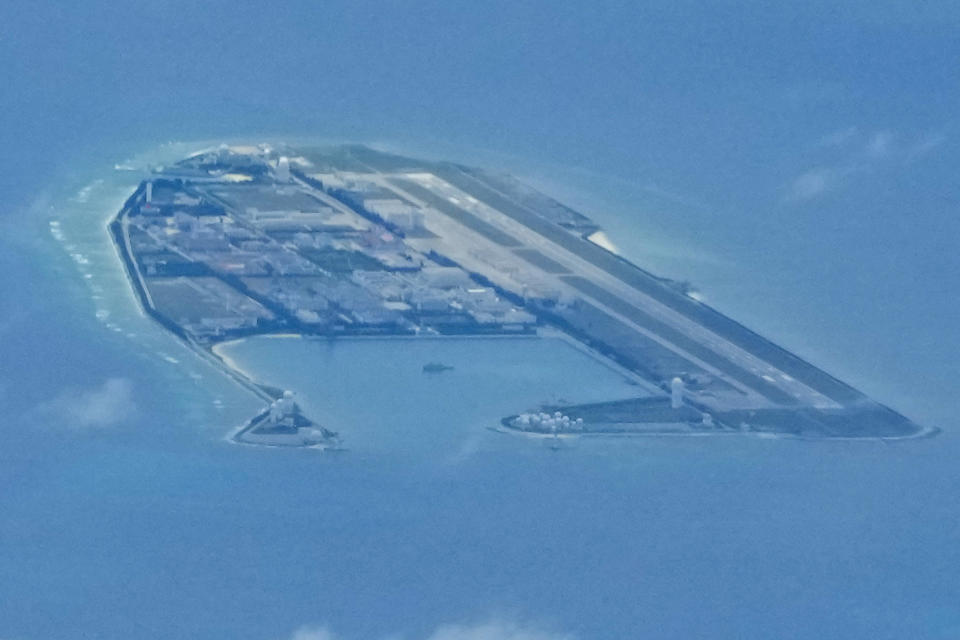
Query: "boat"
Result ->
[[422, 362, 454, 373]]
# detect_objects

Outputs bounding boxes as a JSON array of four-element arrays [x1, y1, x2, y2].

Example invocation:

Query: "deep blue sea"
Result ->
[[1, 3, 959, 639]]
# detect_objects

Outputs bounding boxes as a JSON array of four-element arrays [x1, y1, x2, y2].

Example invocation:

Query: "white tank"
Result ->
[[268, 401, 283, 423]]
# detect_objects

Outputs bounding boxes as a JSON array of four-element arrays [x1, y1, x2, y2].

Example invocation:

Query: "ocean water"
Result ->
[[217, 335, 644, 456], [1, 142, 956, 640], [2, 3, 960, 639]]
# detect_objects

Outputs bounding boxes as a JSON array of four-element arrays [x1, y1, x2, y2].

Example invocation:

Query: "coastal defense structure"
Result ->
[[671, 377, 684, 409], [238, 389, 336, 448]]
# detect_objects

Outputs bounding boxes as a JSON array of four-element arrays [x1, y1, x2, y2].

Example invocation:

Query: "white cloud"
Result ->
[[38, 377, 137, 430], [865, 130, 894, 158], [785, 127, 945, 203], [287, 626, 340, 640], [786, 167, 837, 202], [282, 619, 574, 640], [426, 620, 575, 640]]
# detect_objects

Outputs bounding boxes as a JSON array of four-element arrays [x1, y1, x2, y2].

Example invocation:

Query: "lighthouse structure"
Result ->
[[670, 377, 685, 409]]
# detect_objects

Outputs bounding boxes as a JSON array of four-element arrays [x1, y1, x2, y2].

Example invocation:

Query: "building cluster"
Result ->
[[123, 147, 538, 342], [237, 390, 331, 447], [146, 276, 275, 336]]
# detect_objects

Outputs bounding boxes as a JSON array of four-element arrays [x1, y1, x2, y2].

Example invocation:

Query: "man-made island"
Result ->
[[109, 143, 933, 446]]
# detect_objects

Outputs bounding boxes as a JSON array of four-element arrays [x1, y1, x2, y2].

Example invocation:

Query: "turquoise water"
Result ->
[[2, 3, 960, 638], [0, 147, 957, 640], [218, 336, 643, 457]]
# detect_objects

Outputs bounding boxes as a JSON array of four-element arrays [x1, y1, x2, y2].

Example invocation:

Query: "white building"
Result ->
[[671, 377, 685, 409]]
